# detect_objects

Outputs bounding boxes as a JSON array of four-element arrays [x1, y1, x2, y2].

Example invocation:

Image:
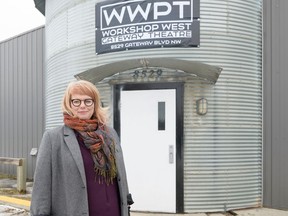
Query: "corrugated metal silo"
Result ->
[[44, 0, 262, 213]]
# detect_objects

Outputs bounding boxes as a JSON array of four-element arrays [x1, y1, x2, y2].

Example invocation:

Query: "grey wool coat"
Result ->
[[30, 125, 131, 216]]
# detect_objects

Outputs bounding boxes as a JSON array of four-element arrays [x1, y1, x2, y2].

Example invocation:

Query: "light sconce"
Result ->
[[196, 98, 208, 115]]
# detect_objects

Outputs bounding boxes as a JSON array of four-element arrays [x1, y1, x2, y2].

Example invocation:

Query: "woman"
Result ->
[[30, 80, 133, 216]]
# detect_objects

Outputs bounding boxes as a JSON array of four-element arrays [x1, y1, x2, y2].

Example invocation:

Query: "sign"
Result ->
[[95, 0, 200, 54]]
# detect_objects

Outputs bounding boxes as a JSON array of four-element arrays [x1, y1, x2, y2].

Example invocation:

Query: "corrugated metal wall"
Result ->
[[44, 0, 262, 212], [184, 79, 262, 212], [182, 1, 263, 212], [263, 0, 288, 210], [0, 26, 45, 179]]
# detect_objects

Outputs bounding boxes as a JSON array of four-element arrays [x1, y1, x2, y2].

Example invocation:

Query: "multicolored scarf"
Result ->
[[63, 113, 117, 184]]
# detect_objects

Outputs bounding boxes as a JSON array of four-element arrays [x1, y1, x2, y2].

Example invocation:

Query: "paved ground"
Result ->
[[1, 178, 288, 216], [0, 205, 288, 216], [1, 200, 288, 216]]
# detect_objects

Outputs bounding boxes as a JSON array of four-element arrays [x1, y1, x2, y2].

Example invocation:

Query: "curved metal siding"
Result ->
[[96, 82, 113, 124], [184, 82, 262, 212], [45, 0, 262, 212], [182, 0, 262, 212]]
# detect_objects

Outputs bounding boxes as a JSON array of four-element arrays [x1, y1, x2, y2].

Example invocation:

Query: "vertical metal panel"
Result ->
[[45, 0, 262, 212], [263, 0, 272, 208], [263, 0, 288, 210], [271, 0, 288, 209], [0, 27, 45, 179]]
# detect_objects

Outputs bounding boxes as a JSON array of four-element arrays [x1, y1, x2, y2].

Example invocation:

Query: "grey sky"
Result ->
[[0, 0, 45, 42]]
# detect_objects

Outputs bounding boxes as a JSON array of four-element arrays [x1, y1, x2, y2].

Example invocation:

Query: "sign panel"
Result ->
[[95, 0, 200, 54]]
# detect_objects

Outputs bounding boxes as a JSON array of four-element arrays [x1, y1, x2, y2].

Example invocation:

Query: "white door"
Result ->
[[120, 89, 176, 213]]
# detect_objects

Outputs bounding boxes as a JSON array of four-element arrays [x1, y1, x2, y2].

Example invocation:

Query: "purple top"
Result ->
[[75, 131, 121, 216]]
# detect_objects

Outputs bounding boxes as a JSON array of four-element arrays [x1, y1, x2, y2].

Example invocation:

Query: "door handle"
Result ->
[[169, 145, 174, 164]]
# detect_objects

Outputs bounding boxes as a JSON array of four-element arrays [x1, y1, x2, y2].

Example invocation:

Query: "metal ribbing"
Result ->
[[45, 0, 262, 212], [184, 79, 262, 212], [182, 0, 262, 212], [0, 27, 45, 179]]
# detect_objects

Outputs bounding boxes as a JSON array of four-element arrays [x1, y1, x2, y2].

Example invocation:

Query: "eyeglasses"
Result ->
[[71, 99, 94, 107]]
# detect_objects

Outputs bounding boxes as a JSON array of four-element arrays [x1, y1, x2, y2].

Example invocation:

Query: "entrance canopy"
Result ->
[[75, 58, 222, 84]]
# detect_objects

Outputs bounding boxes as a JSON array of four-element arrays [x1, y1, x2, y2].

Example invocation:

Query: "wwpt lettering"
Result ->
[[99, 0, 193, 28]]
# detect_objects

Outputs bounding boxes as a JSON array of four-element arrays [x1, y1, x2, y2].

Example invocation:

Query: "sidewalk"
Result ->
[[0, 204, 287, 216], [1, 177, 288, 216]]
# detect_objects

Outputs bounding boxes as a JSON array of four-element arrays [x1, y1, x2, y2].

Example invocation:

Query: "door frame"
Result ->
[[113, 82, 184, 213]]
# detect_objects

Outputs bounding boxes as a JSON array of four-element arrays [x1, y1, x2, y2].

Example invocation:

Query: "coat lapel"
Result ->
[[63, 126, 87, 186]]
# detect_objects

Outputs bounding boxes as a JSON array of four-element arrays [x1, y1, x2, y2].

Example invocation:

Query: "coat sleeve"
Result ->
[[30, 130, 52, 216], [109, 127, 134, 216]]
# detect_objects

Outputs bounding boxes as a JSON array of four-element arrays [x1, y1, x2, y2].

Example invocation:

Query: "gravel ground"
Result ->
[[0, 205, 29, 216]]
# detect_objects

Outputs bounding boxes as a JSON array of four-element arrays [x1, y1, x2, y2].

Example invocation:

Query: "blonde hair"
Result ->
[[61, 80, 108, 124]]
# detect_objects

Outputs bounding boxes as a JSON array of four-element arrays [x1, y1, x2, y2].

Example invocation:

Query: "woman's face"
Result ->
[[70, 94, 95, 120]]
